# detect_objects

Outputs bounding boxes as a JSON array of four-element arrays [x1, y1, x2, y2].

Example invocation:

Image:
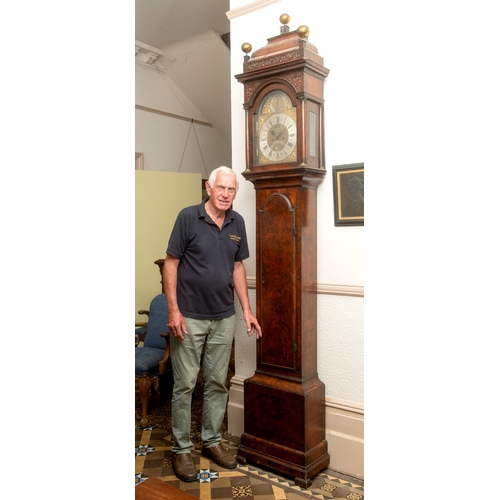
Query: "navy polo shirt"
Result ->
[[166, 199, 250, 320]]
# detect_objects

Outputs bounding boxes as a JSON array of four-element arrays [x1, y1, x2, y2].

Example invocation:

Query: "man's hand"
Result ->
[[168, 309, 188, 340], [244, 311, 262, 339]]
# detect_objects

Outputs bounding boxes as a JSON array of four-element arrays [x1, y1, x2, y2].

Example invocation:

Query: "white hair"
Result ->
[[208, 166, 239, 189]]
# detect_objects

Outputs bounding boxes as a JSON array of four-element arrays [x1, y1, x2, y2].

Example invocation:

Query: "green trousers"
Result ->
[[170, 315, 235, 454]]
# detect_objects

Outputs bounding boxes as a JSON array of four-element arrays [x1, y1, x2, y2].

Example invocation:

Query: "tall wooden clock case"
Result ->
[[235, 15, 330, 488]]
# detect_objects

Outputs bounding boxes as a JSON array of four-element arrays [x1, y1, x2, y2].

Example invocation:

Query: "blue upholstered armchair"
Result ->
[[135, 293, 170, 428]]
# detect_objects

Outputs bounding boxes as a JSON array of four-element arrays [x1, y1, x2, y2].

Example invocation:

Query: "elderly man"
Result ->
[[163, 166, 262, 482]]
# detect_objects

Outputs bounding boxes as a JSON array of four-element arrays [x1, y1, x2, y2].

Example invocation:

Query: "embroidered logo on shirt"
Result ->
[[229, 234, 241, 242]]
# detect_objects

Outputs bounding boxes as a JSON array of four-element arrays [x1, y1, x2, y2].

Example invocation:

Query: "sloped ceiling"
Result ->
[[135, 0, 230, 50], [135, 0, 231, 144]]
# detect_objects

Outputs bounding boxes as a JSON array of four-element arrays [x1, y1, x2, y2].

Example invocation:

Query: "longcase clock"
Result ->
[[234, 15, 330, 488]]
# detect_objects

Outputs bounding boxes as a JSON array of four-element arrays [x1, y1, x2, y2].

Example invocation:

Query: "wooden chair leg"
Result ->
[[138, 374, 152, 428]]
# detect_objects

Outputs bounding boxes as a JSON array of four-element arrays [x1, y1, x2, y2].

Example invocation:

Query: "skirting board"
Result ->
[[227, 376, 364, 479]]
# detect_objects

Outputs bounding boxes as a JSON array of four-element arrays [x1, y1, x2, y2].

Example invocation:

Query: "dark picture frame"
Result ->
[[201, 178, 208, 200], [332, 162, 364, 226]]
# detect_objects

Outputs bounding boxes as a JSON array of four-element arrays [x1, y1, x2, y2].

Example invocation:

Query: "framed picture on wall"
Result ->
[[332, 162, 364, 226]]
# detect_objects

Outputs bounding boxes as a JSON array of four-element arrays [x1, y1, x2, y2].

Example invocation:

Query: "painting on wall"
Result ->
[[332, 163, 364, 226]]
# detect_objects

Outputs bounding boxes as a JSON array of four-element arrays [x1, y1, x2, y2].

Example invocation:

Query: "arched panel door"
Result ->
[[258, 192, 297, 372]]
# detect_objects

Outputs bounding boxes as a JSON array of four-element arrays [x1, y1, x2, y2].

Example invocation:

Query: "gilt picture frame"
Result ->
[[332, 162, 364, 226]]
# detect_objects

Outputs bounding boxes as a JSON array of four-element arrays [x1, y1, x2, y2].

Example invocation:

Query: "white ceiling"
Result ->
[[135, 0, 232, 148], [135, 0, 230, 51]]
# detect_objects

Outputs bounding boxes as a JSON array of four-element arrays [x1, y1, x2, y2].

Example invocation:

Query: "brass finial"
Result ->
[[280, 13, 290, 34], [241, 43, 252, 54], [297, 25, 310, 40], [280, 13, 290, 25]]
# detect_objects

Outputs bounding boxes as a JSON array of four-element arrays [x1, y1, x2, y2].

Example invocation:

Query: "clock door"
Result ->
[[258, 191, 298, 375]]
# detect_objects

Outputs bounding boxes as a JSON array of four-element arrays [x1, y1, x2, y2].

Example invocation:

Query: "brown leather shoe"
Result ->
[[172, 453, 198, 482], [202, 443, 237, 469]]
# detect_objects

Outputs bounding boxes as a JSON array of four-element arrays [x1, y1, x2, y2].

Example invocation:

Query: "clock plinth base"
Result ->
[[236, 435, 330, 488], [236, 372, 330, 488]]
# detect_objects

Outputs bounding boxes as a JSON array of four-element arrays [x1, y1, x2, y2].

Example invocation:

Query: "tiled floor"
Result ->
[[135, 424, 364, 499]]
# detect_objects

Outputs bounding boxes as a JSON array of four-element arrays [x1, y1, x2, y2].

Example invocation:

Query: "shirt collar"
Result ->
[[198, 198, 234, 225]]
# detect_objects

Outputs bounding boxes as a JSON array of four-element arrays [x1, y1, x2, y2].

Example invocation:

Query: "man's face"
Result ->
[[206, 171, 237, 212]]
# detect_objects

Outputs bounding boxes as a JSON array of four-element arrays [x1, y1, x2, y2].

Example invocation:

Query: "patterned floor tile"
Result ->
[[135, 422, 364, 499]]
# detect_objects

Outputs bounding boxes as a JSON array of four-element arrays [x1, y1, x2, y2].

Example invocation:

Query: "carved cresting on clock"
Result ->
[[235, 15, 330, 488]]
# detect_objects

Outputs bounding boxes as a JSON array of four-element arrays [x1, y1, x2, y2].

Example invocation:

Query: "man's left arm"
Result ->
[[233, 261, 262, 339]]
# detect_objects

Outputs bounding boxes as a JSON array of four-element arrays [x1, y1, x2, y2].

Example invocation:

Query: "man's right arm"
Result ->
[[163, 254, 187, 340]]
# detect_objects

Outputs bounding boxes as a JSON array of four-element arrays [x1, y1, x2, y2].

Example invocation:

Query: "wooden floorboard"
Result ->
[[136, 476, 198, 500]]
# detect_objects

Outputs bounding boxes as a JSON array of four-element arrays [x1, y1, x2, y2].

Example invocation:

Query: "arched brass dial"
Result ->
[[254, 90, 297, 165]]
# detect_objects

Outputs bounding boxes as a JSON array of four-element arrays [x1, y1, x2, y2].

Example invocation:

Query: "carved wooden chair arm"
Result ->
[[135, 321, 148, 346], [158, 332, 171, 375]]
